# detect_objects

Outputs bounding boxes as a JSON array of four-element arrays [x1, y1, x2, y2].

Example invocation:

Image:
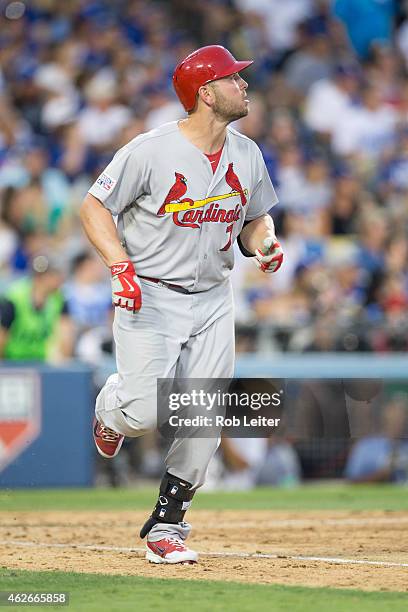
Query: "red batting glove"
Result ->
[[110, 260, 142, 312], [255, 237, 284, 273]]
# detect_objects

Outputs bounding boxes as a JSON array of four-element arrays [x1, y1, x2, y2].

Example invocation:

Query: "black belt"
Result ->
[[139, 276, 194, 295]]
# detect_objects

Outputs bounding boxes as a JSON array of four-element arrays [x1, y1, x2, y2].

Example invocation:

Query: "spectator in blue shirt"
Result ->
[[345, 395, 408, 483], [333, 0, 396, 59]]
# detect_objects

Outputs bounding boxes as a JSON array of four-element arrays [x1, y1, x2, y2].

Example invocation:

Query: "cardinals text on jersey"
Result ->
[[156, 164, 247, 250]]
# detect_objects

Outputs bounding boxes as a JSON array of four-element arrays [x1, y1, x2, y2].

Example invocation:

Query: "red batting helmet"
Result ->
[[173, 45, 253, 112]]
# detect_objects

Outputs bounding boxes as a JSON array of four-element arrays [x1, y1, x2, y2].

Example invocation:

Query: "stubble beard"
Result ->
[[212, 87, 249, 124]]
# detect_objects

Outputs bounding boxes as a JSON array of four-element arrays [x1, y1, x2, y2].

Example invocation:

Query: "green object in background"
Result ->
[[3, 278, 64, 361], [1, 484, 407, 512]]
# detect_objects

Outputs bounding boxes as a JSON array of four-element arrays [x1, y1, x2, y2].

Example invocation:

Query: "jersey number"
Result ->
[[220, 224, 233, 252]]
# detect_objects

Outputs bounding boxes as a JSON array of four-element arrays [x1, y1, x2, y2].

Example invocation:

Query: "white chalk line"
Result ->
[[0, 540, 407, 569]]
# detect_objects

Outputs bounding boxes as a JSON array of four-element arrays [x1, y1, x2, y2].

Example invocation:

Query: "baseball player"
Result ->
[[80, 45, 283, 564]]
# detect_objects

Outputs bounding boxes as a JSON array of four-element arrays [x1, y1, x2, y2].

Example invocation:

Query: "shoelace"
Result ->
[[98, 424, 121, 443], [163, 537, 187, 551]]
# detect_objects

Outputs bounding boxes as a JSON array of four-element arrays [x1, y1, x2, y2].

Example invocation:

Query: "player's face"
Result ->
[[210, 73, 249, 123]]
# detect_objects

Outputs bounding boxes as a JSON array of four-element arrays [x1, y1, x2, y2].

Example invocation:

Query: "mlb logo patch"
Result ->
[[96, 172, 117, 192]]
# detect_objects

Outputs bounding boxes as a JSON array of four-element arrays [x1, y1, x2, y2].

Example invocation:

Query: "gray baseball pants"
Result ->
[[95, 277, 235, 488]]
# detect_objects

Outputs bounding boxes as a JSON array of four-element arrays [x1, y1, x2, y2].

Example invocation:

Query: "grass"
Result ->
[[1, 487, 407, 610], [0, 569, 407, 612], [1, 483, 408, 513]]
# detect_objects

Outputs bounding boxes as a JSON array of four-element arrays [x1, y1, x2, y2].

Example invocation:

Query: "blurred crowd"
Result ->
[[0, 0, 408, 361], [99, 385, 408, 488]]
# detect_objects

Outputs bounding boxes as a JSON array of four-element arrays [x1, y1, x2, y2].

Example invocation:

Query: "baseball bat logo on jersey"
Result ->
[[157, 163, 247, 225]]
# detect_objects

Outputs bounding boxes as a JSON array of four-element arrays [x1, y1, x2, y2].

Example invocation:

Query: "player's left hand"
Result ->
[[255, 236, 283, 273]]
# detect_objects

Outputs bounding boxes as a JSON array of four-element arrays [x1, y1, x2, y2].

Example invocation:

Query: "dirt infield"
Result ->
[[1, 509, 407, 591]]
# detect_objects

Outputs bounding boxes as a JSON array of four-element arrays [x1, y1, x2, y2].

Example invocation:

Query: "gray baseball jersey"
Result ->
[[89, 121, 278, 291]]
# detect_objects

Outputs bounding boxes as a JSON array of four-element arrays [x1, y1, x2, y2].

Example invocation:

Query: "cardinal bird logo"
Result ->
[[157, 172, 188, 216], [225, 162, 247, 206]]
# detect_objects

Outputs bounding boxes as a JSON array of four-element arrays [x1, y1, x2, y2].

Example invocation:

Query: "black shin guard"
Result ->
[[139, 472, 195, 538]]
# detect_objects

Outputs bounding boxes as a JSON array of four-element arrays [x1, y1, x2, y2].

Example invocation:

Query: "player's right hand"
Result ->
[[110, 260, 142, 312]]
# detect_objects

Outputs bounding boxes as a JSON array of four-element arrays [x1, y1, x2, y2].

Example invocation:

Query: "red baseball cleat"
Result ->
[[93, 418, 124, 458], [146, 536, 198, 564]]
